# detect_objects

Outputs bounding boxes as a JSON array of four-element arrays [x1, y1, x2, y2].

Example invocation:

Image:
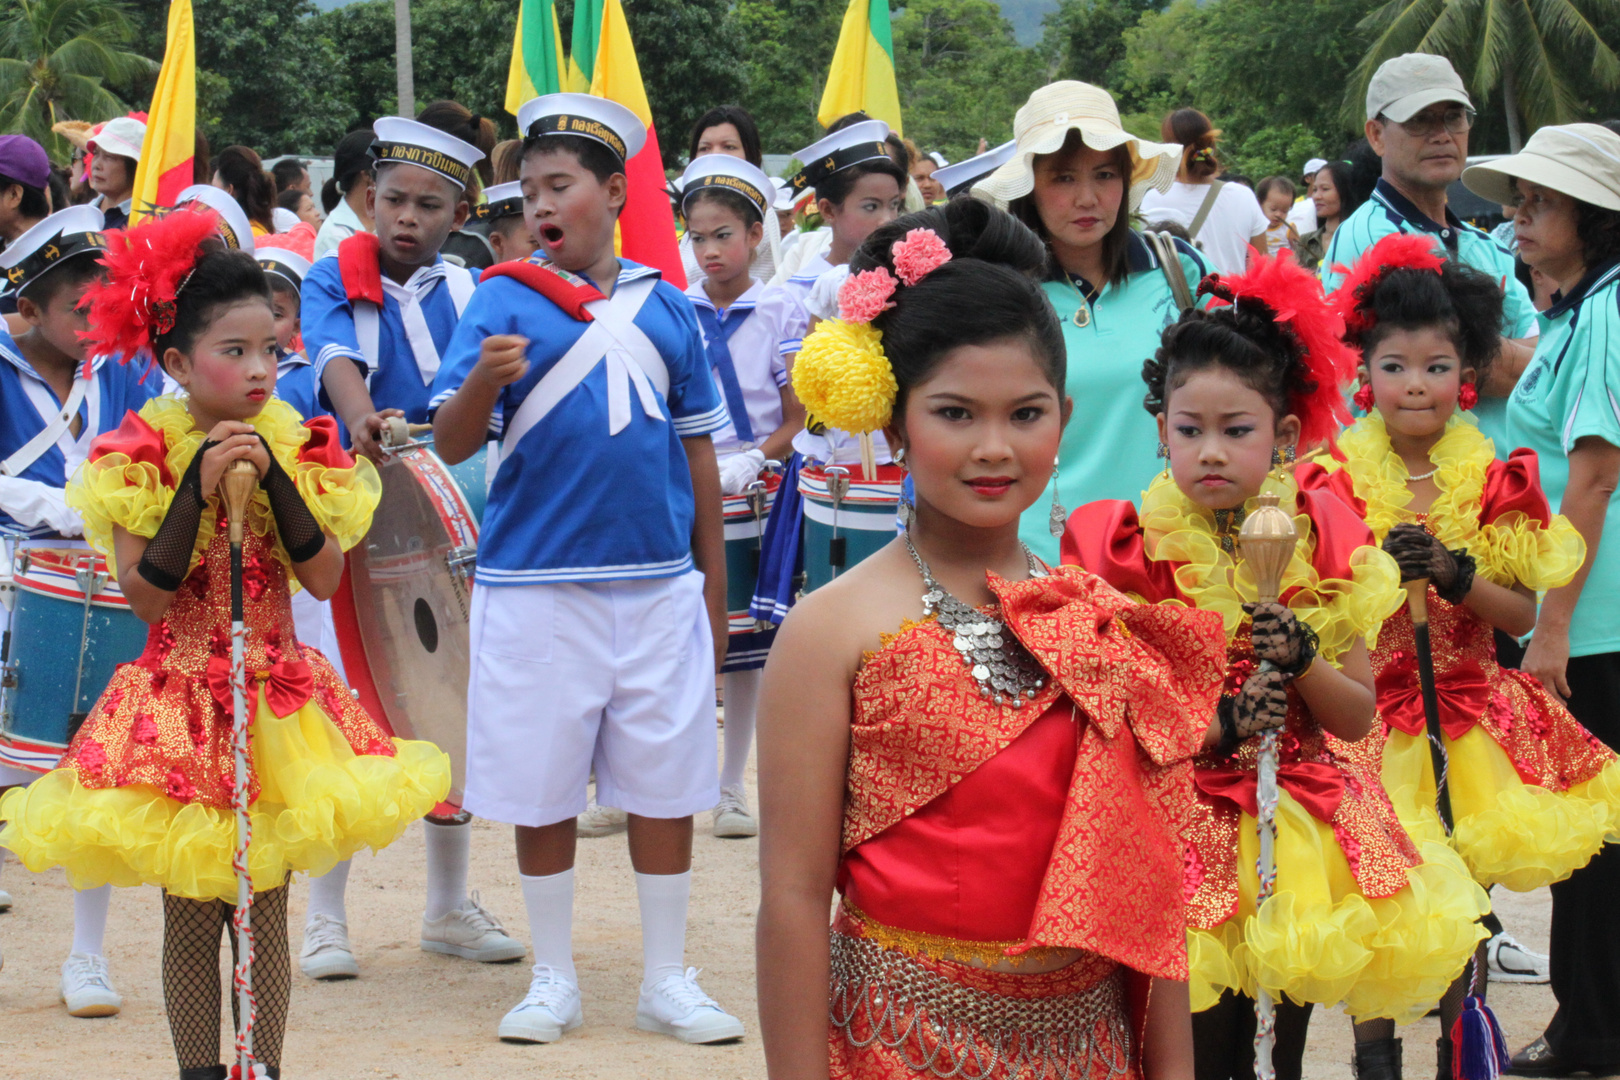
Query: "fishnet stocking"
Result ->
[[1352, 938, 1490, 1044], [162, 884, 291, 1075]]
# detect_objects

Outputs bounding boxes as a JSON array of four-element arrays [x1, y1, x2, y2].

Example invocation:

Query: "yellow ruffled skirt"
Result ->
[[1189, 791, 1490, 1023], [1384, 727, 1620, 892], [0, 689, 450, 902]]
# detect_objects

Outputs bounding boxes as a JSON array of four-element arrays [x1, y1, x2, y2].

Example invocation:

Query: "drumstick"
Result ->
[[221, 457, 260, 1079]]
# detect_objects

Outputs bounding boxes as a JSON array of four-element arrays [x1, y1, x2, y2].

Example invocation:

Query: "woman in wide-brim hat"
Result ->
[[1464, 123, 1620, 1078], [972, 80, 1213, 565]]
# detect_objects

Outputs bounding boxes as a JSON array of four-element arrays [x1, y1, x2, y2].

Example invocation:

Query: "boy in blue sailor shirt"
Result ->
[[294, 115, 527, 984], [258, 247, 321, 421], [430, 92, 743, 1048], [0, 204, 158, 1016]]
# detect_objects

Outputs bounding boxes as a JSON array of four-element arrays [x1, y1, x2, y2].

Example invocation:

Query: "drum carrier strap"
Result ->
[[338, 233, 476, 376], [2, 375, 89, 478]]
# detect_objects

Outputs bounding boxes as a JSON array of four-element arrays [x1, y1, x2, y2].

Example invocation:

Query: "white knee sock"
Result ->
[[635, 870, 691, 990], [423, 819, 470, 921], [71, 884, 111, 957], [305, 858, 350, 924], [720, 670, 760, 793], [520, 869, 576, 983]]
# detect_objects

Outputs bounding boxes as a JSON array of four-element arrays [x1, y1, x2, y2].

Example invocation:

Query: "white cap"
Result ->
[[679, 155, 774, 222], [789, 120, 892, 193], [516, 93, 647, 165], [1463, 123, 1620, 214], [477, 181, 525, 221], [926, 151, 950, 169], [1303, 158, 1328, 176], [87, 117, 146, 162], [770, 177, 798, 212], [256, 248, 312, 290], [371, 116, 485, 190], [935, 140, 1015, 196], [1366, 53, 1471, 123], [0, 205, 105, 297], [176, 184, 256, 253]]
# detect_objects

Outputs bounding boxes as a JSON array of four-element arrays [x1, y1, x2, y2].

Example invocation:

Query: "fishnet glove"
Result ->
[[1220, 669, 1289, 745], [137, 443, 214, 592], [1384, 522, 1475, 605], [1243, 601, 1317, 676], [257, 435, 326, 563]]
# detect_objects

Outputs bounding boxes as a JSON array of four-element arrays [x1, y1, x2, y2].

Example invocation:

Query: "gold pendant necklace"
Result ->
[[1065, 273, 1097, 329]]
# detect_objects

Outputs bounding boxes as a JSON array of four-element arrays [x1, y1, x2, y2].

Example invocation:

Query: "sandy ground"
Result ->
[[0, 745, 1571, 1080]]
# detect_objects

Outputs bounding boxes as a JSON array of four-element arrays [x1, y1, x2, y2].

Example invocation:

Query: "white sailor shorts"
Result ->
[[463, 569, 719, 827]]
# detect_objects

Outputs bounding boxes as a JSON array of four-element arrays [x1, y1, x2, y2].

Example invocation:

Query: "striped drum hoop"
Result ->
[[798, 464, 906, 594], [722, 470, 781, 673], [0, 546, 148, 773]]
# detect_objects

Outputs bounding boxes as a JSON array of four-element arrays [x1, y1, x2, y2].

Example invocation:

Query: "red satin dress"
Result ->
[[832, 565, 1227, 1080], [1300, 447, 1620, 892]]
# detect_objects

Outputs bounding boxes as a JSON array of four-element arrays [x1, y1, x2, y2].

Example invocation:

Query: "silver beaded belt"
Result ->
[[829, 930, 1134, 1080]]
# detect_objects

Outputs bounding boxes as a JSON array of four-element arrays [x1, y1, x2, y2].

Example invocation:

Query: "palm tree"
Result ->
[[0, 0, 156, 162], [1345, 0, 1620, 151]]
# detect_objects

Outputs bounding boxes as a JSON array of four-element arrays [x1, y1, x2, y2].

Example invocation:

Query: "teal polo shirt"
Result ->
[[1020, 230, 1209, 564], [1322, 179, 1539, 454], [1506, 257, 1620, 658]]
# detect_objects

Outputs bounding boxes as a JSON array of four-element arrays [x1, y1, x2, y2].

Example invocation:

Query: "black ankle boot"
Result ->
[[179, 1067, 227, 1080], [1436, 1036, 1454, 1080], [1354, 1037, 1404, 1080]]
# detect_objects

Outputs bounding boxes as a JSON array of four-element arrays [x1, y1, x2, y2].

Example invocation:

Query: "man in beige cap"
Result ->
[[1321, 53, 1539, 460]]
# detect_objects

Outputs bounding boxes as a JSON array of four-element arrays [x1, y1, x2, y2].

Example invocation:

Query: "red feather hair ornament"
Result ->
[[77, 206, 223, 378], [1327, 232, 1446, 341], [1194, 249, 1359, 455]]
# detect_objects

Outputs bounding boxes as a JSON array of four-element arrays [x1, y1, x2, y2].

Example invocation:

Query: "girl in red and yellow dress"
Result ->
[[1296, 234, 1620, 1074], [1065, 251, 1489, 1080], [0, 207, 450, 1080], [757, 201, 1235, 1080]]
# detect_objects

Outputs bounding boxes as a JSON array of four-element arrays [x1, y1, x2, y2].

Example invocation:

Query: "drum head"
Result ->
[[343, 447, 477, 792]]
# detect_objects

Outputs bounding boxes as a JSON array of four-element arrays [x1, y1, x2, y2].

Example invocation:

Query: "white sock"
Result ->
[[636, 870, 691, 990], [306, 858, 350, 924], [423, 819, 470, 921], [720, 670, 760, 793], [71, 884, 111, 957], [520, 869, 576, 984]]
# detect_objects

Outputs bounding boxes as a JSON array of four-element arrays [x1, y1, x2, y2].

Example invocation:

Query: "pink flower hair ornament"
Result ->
[[891, 227, 952, 286], [837, 267, 898, 323]]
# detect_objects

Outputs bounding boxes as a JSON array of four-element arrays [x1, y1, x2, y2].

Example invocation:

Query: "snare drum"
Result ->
[[722, 470, 781, 673], [798, 464, 906, 594], [332, 440, 484, 798], [0, 547, 148, 773]]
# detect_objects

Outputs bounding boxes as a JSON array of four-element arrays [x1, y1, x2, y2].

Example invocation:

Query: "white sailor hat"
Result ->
[[517, 93, 646, 166], [935, 140, 1015, 196], [679, 156, 773, 222], [770, 177, 800, 212], [788, 120, 891, 194], [473, 181, 525, 222], [370, 116, 485, 190], [175, 184, 256, 254], [0, 205, 106, 299], [255, 247, 312, 290]]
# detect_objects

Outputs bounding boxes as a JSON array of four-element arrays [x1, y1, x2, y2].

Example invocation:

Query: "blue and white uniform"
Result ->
[[273, 348, 321, 422], [429, 257, 728, 827], [685, 279, 791, 458]]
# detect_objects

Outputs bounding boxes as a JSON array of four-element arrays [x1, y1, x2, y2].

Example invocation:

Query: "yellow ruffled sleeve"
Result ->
[[64, 403, 184, 574], [294, 452, 381, 554], [1296, 545, 1404, 658], [1477, 511, 1585, 592]]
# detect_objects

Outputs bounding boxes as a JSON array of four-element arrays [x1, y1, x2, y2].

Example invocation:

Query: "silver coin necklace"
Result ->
[[904, 533, 1049, 705]]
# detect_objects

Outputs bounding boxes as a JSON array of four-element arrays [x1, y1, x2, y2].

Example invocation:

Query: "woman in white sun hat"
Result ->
[[85, 116, 144, 230], [972, 80, 1210, 564], [1464, 122, 1620, 1078]]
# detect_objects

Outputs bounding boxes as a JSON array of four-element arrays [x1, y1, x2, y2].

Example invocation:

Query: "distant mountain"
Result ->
[[996, 0, 1059, 45]]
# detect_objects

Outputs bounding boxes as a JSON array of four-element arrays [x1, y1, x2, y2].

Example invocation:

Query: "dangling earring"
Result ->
[[1048, 456, 1067, 539], [899, 487, 916, 533], [1271, 444, 1297, 468], [1353, 383, 1375, 413], [1458, 382, 1479, 411], [893, 446, 907, 466], [1156, 440, 1170, 479]]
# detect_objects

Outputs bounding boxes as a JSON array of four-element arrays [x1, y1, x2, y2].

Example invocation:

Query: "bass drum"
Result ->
[[333, 441, 485, 801]]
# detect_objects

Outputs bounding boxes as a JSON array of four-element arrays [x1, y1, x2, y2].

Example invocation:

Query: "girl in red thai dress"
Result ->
[[1065, 251, 1490, 1080], [0, 208, 450, 1080], [1298, 234, 1619, 1077], [756, 199, 1238, 1080]]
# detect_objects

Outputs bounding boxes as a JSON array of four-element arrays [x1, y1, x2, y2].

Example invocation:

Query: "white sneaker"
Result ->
[[0, 887, 12, 912], [577, 798, 628, 838], [712, 784, 758, 839], [1488, 932, 1550, 984], [60, 952, 121, 1017], [421, 891, 527, 963], [636, 967, 745, 1044], [498, 965, 583, 1043], [299, 913, 360, 980]]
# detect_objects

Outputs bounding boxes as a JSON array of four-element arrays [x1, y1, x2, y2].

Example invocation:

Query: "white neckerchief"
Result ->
[[381, 264, 448, 382]]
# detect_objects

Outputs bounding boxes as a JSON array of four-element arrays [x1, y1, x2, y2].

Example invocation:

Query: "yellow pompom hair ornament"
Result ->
[[790, 319, 898, 435]]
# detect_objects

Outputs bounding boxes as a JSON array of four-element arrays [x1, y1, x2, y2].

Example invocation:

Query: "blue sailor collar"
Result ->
[[275, 346, 311, 370], [684, 277, 764, 313], [0, 332, 111, 382]]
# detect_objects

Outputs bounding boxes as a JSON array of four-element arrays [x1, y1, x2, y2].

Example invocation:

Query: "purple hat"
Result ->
[[0, 135, 51, 191]]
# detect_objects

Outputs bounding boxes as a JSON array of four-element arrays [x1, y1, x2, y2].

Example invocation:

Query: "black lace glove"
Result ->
[[1384, 522, 1475, 605], [257, 435, 327, 563], [1243, 601, 1318, 679], [1217, 669, 1290, 755], [137, 441, 215, 592]]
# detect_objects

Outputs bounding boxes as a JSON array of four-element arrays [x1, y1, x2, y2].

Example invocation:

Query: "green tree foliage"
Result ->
[[606, 0, 746, 170], [1043, 0, 1167, 87], [733, 0, 847, 160], [0, 0, 155, 161], [1349, 0, 1620, 152]]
